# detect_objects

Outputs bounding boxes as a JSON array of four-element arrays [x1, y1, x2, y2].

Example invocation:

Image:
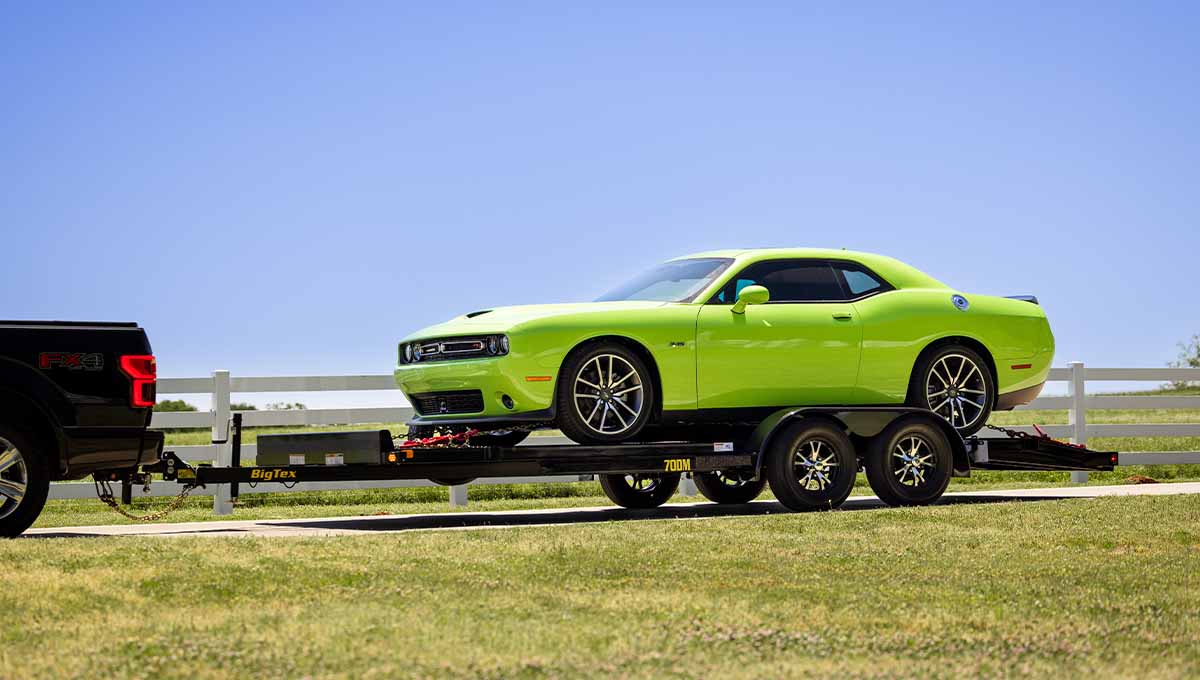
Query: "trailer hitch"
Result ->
[[141, 450, 200, 486]]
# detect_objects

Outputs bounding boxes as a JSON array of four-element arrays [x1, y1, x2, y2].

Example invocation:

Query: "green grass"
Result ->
[[6, 494, 1200, 678]]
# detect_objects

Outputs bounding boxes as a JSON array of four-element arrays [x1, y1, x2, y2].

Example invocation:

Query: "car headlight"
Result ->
[[486, 336, 499, 355], [411, 344, 422, 362], [499, 335, 510, 354]]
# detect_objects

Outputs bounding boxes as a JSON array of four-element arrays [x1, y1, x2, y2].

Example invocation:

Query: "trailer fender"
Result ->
[[748, 407, 970, 479]]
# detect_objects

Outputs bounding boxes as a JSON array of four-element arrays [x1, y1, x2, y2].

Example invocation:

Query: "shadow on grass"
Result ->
[[25, 493, 1069, 539]]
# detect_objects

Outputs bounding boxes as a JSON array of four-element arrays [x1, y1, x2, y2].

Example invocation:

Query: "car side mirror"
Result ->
[[731, 285, 769, 314]]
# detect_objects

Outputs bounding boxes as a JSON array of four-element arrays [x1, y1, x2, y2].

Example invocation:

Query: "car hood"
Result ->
[[401, 301, 669, 340]]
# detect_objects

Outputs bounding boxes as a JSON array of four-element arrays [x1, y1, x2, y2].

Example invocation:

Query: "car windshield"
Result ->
[[596, 258, 734, 303]]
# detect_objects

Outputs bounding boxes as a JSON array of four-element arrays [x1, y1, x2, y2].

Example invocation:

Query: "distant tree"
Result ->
[[266, 402, 307, 411], [1168, 334, 1200, 389], [154, 399, 197, 412], [229, 402, 258, 412]]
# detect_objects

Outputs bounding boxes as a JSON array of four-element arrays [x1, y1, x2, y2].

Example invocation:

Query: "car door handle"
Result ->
[[832, 312, 853, 320]]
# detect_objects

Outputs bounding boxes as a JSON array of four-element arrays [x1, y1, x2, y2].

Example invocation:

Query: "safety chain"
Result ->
[[94, 479, 196, 522], [983, 422, 1086, 449], [394, 423, 543, 449]]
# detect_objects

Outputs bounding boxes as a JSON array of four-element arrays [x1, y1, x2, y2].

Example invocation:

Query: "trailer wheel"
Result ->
[[0, 425, 50, 539], [599, 473, 680, 509], [694, 471, 767, 504], [430, 477, 476, 486], [864, 418, 953, 507], [765, 420, 856, 512]]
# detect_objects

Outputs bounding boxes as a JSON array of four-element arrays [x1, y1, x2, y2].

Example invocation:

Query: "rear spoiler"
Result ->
[[1005, 295, 1039, 305]]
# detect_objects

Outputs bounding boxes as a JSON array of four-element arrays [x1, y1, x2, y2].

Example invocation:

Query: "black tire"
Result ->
[[556, 342, 656, 444], [0, 424, 50, 539], [599, 473, 680, 509], [468, 431, 530, 448], [765, 420, 857, 512], [694, 471, 767, 504], [430, 477, 476, 486], [909, 344, 994, 437], [864, 418, 953, 506]]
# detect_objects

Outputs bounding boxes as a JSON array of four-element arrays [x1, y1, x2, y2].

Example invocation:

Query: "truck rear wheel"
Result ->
[[0, 425, 49, 538], [693, 471, 767, 504], [599, 473, 680, 509], [864, 418, 953, 507], [765, 420, 857, 511]]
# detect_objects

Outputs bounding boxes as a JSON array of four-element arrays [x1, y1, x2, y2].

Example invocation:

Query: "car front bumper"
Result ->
[[395, 355, 558, 425]]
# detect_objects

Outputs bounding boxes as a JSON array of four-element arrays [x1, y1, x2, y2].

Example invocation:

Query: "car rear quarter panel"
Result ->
[[852, 290, 1054, 402]]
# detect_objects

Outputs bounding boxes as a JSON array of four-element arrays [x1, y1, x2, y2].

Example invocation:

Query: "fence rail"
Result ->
[[49, 362, 1200, 512]]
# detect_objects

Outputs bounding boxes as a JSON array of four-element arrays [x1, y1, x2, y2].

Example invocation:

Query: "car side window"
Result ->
[[711, 260, 846, 303], [834, 264, 892, 298]]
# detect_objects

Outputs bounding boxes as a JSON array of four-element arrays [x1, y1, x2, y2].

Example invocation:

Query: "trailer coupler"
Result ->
[[142, 450, 200, 486]]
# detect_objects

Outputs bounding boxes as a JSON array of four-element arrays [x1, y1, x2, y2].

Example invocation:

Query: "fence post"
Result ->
[[1068, 361, 1088, 484], [449, 483, 468, 508], [212, 369, 234, 515]]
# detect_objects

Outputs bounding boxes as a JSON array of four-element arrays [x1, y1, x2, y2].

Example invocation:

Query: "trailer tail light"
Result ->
[[119, 355, 157, 408]]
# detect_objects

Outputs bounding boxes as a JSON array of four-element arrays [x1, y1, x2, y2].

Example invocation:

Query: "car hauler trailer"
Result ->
[[106, 406, 1117, 517]]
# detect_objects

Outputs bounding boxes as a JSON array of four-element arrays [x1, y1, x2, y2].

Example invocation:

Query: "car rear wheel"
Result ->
[[599, 473, 680, 509], [556, 342, 655, 444], [0, 425, 49, 539], [693, 470, 767, 504], [910, 344, 994, 436]]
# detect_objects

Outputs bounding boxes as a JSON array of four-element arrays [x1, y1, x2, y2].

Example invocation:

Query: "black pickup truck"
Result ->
[[0, 320, 162, 537]]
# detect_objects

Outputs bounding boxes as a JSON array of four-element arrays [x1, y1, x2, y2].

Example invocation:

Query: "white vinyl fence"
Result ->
[[49, 362, 1200, 514]]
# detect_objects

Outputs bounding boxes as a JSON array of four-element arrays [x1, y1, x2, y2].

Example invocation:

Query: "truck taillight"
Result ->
[[119, 355, 157, 408]]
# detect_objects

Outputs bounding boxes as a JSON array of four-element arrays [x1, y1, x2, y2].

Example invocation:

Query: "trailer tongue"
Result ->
[[112, 407, 1116, 519]]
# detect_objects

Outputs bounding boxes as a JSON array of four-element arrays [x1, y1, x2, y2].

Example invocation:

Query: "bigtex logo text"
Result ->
[[250, 469, 298, 481]]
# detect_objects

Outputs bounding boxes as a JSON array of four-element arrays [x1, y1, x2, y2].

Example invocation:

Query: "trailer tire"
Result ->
[[430, 477, 476, 486], [765, 420, 856, 511], [599, 473, 680, 509], [0, 424, 50, 539], [864, 418, 953, 507], [694, 471, 767, 504]]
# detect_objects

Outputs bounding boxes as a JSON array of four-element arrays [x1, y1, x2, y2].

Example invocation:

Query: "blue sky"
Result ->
[[2, 2, 1197, 406]]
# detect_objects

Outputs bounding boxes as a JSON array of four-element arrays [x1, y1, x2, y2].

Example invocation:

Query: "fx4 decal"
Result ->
[[39, 352, 104, 371]]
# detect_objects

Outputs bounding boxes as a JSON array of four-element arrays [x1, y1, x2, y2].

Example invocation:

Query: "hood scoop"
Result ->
[[464, 309, 493, 318]]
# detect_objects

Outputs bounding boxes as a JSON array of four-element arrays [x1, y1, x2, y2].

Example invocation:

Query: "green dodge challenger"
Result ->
[[395, 248, 1053, 445]]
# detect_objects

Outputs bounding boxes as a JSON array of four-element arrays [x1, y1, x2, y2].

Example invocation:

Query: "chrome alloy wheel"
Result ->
[[0, 437, 28, 521], [622, 474, 660, 493], [712, 471, 753, 488], [573, 354, 645, 435], [926, 353, 988, 430], [793, 438, 840, 492], [892, 435, 935, 487]]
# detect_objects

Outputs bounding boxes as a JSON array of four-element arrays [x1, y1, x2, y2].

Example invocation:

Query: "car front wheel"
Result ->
[[556, 342, 655, 444]]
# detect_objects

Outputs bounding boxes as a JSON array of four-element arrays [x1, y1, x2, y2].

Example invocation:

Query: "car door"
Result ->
[[696, 259, 864, 410]]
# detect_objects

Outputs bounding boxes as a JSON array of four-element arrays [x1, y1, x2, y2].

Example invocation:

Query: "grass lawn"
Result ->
[[5, 493, 1199, 678]]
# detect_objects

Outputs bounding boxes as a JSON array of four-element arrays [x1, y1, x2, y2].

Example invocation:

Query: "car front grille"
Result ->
[[411, 390, 485, 416]]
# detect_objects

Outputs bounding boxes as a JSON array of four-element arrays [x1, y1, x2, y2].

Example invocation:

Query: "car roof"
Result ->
[[673, 248, 949, 290]]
